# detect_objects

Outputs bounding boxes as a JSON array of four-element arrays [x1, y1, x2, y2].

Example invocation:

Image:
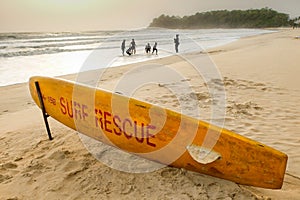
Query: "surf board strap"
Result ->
[[35, 81, 53, 140]]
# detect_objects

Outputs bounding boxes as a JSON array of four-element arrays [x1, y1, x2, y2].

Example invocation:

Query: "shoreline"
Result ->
[[1, 28, 300, 199], [0, 28, 274, 87]]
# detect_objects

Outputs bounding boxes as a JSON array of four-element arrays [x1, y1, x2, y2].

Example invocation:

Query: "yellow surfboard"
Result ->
[[29, 76, 287, 189]]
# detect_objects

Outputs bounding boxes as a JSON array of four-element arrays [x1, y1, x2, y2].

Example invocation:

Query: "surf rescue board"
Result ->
[[29, 76, 287, 189]]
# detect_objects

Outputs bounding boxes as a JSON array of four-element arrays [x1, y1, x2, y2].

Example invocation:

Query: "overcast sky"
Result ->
[[0, 0, 299, 32]]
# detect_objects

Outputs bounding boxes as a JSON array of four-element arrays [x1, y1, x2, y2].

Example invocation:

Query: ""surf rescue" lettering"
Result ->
[[60, 97, 88, 120], [95, 108, 156, 147], [59, 97, 156, 147]]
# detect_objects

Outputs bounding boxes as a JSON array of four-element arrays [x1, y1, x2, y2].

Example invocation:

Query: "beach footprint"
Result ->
[[160, 168, 183, 178], [0, 174, 13, 184], [206, 182, 224, 199], [1, 162, 18, 170]]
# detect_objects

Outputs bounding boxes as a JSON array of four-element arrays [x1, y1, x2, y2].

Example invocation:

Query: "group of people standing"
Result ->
[[121, 39, 136, 56], [121, 34, 180, 56]]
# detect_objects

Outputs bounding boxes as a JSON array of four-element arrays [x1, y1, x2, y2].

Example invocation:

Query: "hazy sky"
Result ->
[[0, 0, 299, 32]]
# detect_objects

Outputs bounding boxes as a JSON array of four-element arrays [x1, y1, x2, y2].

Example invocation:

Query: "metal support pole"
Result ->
[[35, 81, 53, 140]]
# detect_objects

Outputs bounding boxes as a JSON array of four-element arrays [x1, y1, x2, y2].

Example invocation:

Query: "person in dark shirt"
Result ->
[[174, 34, 180, 53], [145, 43, 151, 54], [152, 42, 158, 55], [131, 39, 136, 54], [121, 40, 126, 56]]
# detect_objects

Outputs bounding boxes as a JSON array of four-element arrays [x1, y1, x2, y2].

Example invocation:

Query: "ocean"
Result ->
[[0, 28, 273, 87]]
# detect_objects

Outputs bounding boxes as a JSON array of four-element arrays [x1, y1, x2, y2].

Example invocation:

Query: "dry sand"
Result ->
[[1, 29, 300, 199]]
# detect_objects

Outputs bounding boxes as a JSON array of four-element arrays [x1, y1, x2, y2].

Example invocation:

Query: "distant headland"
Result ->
[[149, 8, 300, 29]]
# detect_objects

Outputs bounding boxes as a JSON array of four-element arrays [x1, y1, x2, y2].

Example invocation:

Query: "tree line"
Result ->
[[149, 8, 298, 29]]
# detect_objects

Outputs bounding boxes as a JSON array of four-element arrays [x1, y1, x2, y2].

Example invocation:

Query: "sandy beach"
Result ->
[[1, 29, 300, 199]]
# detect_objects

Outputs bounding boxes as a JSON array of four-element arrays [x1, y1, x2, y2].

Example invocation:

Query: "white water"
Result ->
[[0, 28, 274, 86]]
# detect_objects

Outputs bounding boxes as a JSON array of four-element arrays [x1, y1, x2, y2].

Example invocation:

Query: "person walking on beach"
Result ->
[[121, 40, 126, 56], [131, 39, 136, 54], [152, 42, 158, 55], [145, 43, 151, 54], [174, 34, 180, 53]]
